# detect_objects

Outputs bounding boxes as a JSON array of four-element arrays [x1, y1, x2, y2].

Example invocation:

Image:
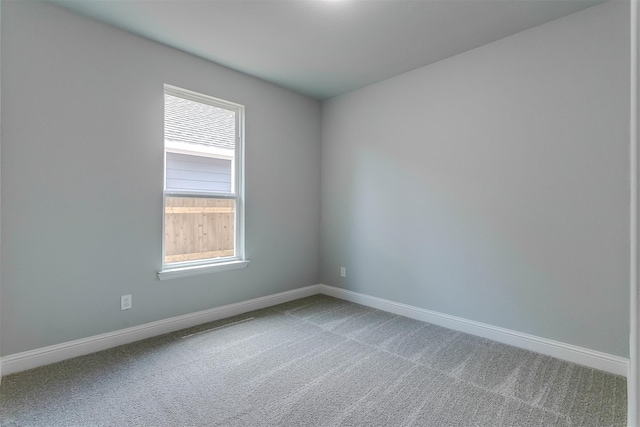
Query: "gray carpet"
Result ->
[[0, 295, 627, 426]]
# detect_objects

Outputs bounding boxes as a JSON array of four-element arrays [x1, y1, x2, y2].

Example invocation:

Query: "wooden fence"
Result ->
[[164, 197, 235, 263]]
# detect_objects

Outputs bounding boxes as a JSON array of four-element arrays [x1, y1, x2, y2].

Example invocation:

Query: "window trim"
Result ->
[[158, 84, 246, 279], [158, 260, 250, 281]]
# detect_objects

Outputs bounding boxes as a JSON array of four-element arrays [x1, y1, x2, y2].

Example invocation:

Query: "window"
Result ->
[[158, 85, 247, 280]]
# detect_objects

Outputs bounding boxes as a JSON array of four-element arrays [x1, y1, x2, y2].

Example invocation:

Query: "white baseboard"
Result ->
[[318, 284, 629, 377], [1, 284, 322, 376], [2, 283, 629, 378]]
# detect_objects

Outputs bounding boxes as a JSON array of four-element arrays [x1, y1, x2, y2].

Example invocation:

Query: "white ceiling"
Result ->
[[49, 0, 605, 100]]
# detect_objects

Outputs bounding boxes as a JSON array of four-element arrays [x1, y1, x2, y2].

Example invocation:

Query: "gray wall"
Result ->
[[321, 1, 630, 357], [0, 0, 3, 376], [1, 1, 321, 356], [0, 0, 630, 361]]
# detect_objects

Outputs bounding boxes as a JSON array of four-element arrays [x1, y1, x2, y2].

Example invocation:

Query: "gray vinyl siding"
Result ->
[[166, 152, 232, 193]]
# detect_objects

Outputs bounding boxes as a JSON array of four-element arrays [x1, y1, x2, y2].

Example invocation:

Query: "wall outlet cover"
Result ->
[[121, 294, 132, 310]]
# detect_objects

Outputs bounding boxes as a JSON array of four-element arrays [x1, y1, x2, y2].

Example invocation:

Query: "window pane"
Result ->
[[162, 86, 244, 269], [164, 196, 235, 264]]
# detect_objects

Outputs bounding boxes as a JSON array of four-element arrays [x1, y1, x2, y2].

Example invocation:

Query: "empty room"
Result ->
[[0, 0, 638, 426]]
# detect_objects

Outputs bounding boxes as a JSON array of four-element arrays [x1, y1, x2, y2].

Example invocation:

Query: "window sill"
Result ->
[[157, 260, 249, 281]]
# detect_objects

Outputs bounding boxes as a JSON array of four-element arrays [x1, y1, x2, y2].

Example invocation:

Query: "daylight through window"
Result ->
[[163, 85, 244, 269]]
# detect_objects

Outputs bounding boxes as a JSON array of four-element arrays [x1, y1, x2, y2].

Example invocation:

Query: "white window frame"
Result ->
[[158, 85, 248, 280]]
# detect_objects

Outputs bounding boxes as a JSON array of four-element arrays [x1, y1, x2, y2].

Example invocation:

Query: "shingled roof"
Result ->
[[164, 94, 235, 150]]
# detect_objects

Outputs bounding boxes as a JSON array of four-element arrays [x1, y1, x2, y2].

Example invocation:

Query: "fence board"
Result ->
[[165, 206, 234, 214], [165, 197, 235, 263]]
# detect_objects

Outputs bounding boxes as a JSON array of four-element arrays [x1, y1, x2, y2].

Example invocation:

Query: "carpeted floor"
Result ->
[[0, 295, 627, 426]]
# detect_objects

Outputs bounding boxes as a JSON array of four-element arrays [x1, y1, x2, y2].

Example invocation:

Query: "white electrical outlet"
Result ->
[[121, 294, 132, 310], [340, 267, 346, 278]]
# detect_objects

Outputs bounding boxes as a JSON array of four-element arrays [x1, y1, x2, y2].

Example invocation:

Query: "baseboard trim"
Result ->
[[319, 284, 629, 377], [2, 283, 628, 378], [1, 284, 322, 376]]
